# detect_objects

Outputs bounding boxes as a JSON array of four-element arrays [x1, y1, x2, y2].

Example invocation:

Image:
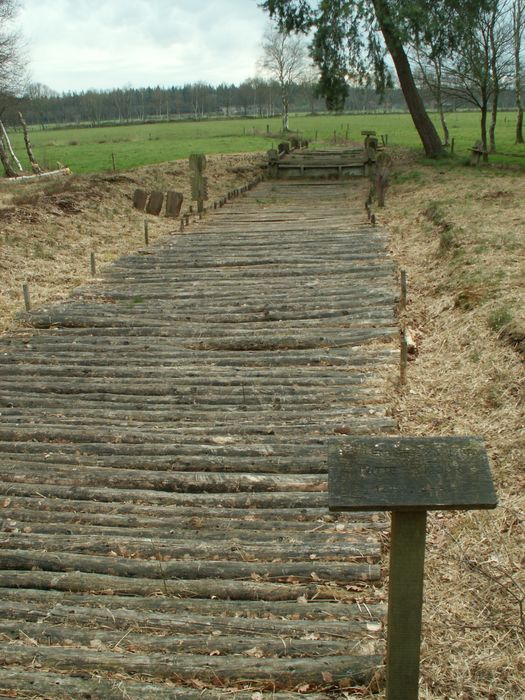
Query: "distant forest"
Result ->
[[2, 79, 519, 129]]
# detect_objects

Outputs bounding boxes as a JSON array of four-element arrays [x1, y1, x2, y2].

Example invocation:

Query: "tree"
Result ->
[[512, 0, 525, 142], [0, 0, 25, 96], [413, 51, 450, 146], [260, 0, 490, 157], [439, 0, 513, 158], [259, 25, 309, 131]]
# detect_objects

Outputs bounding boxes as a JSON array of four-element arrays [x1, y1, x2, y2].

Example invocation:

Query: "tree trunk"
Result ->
[[18, 112, 42, 174], [481, 103, 489, 162], [373, 0, 443, 158], [282, 89, 289, 132], [0, 137, 18, 177], [489, 91, 498, 153], [489, 18, 499, 154], [517, 105, 524, 144], [514, 1, 524, 143], [439, 106, 450, 147]]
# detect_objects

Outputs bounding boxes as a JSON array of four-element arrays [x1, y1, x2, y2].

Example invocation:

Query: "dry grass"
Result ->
[[0, 153, 264, 335], [379, 155, 525, 699]]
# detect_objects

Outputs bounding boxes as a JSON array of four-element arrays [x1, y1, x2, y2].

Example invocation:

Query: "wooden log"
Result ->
[[0, 570, 325, 600], [0, 588, 386, 622], [0, 131, 18, 177], [0, 620, 378, 659], [18, 111, 42, 174], [0, 549, 379, 583], [0, 533, 380, 562], [146, 190, 164, 216], [0, 604, 380, 642], [0, 119, 22, 171], [0, 670, 332, 700], [0, 644, 382, 687]]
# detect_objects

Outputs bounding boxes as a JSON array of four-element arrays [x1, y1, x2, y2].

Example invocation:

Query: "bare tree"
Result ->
[[441, 0, 513, 158], [0, 0, 25, 96], [512, 0, 525, 142], [259, 25, 309, 132], [413, 50, 450, 146]]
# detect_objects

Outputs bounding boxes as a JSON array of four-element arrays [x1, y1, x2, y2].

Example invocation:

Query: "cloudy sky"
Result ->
[[17, 0, 270, 93]]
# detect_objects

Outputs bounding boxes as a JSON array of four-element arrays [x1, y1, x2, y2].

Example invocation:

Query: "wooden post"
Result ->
[[90, 252, 96, 276], [387, 511, 427, 700], [22, 283, 31, 311], [144, 219, 149, 246], [329, 436, 498, 700], [400, 270, 407, 311], [400, 330, 408, 386], [111, 153, 116, 171], [451, 137, 455, 154]]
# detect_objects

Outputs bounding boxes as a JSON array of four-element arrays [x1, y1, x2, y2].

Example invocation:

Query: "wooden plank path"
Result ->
[[0, 177, 398, 698]]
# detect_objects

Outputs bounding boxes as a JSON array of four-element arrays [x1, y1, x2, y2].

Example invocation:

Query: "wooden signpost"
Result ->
[[189, 153, 208, 213], [328, 436, 497, 700]]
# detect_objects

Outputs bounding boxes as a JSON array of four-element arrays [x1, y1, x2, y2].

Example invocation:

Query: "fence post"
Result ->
[[22, 283, 31, 311]]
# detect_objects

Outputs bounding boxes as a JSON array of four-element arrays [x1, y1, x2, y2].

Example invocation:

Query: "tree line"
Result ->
[[0, 80, 406, 129]]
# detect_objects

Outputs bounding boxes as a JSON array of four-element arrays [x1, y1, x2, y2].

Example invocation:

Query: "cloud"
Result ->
[[18, 0, 268, 92]]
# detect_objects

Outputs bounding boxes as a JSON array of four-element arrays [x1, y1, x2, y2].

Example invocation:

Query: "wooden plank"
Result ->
[[328, 436, 498, 511]]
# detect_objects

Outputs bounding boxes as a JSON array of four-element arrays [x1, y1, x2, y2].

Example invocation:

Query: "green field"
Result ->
[[8, 112, 525, 174]]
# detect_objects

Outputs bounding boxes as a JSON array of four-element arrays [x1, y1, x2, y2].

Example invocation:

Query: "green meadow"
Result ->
[[8, 111, 525, 174]]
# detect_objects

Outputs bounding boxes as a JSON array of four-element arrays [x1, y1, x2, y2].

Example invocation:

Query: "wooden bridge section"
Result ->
[[0, 176, 398, 697]]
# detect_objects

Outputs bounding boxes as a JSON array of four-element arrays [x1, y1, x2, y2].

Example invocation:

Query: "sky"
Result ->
[[16, 0, 270, 93]]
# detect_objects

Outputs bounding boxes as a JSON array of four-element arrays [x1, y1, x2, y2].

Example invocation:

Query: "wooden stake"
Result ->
[[400, 330, 408, 386], [386, 510, 427, 700], [111, 153, 116, 171], [400, 270, 407, 311], [90, 252, 96, 276], [22, 283, 31, 312], [451, 137, 455, 154], [144, 219, 149, 246]]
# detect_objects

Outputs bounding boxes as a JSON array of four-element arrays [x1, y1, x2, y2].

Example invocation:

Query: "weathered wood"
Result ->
[[22, 282, 31, 311], [0, 670, 331, 700], [18, 111, 42, 174], [165, 190, 183, 217], [0, 119, 22, 171], [133, 188, 148, 210], [0, 644, 381, 687], [328, 436, 497, 511], [0, 170, 397, 695], [146, 190, 164, 215], [386, 510, 427, 700]]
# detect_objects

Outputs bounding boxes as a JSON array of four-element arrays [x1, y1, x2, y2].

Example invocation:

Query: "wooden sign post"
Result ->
[[189, 153, 208, 213], [328, 436, 497, 700]]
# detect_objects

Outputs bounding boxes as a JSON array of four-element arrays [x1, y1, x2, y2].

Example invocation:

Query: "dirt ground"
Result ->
[[0, 151, 523, 698]]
